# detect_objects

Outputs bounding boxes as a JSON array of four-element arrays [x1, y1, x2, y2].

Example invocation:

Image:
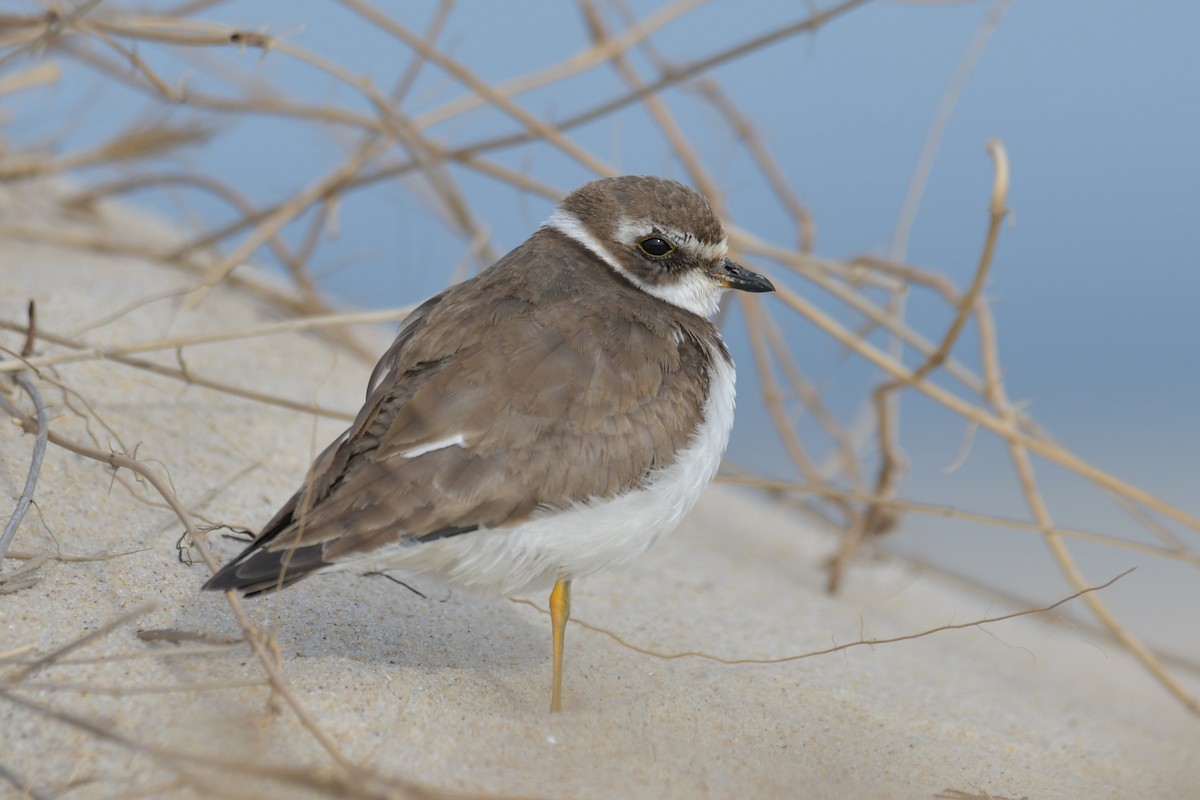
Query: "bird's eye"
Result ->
[[637, 236, 675, 259]]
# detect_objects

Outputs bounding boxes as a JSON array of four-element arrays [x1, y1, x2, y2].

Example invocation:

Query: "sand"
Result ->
[[1, 187, 1198, 799]]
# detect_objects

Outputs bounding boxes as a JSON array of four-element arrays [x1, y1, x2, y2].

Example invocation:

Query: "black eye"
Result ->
[[637, 236, 675, 258]]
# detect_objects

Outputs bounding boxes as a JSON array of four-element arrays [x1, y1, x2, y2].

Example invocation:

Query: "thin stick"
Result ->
[[6, 644, 246, 666], [974, 295, 1200, 714], [2, 679, 269, 695], [0, 760, 50, 800], [697, 79, 816, 251], [0, 376, 46, 563], [3, 548, 151, 563], [0, 306, 412, 375], [0, 411, 360, 768], [0, 319, 356, 421], [0, 0, 106, 69], [0, 303, 49, 563], [56, 38, 382, 131], [760, 310, 866, 491], [885, 140, 1008, 460], [719, 475, 1200, 565], [741, 301, 826, 491], [515, 569, 1132, 665], [890, 0, 1013, 261], [0, 644, 37, 662], [186, 138, 395, 302], [0, 61, 60, 96], [339, 0, 615, 178], [774, 280, 1200, 535], [831, 140, 1010, 591], [451, 0, 873, 158], [0, 220, 366, 331], [414, 0, 706, 129], [579, 0, 717, 197], [66, 171, 352, 331], [8, 604, 155, 680], [732, 229, 989, 398], [1, 692, 441, 799], [910, 139, 1009, 384]]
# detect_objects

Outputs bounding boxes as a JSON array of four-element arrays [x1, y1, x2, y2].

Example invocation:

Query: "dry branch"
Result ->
[[0, 305, 48, 564], [829, 139, 1011, 591], [0, 306, 413, 375], [515, 568, 1133, 666], [0, 394, 363, 770]]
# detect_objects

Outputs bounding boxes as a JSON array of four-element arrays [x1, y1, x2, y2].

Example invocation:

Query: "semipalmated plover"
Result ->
[[205, 175, 775, 711]]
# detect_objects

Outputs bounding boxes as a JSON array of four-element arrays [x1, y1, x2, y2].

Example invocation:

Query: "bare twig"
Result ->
[[8, 603, 155, 680], [0, 305, 49, 563], [829, 140, 1008, 591], [974, 293, 1200, 714], [2, 678, 269, 695], [19, 300, 36, 357], [890, 0, 1013, 261], [773, 280, 1200, 535], [0, 409, 362, 767], [0, 318, 356, 421], [415, 0, 707, 129], [451, 0, 874, 158], [0, 0, 106, 68], [0, 306, 412, 375], [0, 60, 60, 96], [1, 692, 448, 799], [3, 548, 152, 563], [719, 475, 1200, 565], [137, 628, 242, 645], [697, 79, 816, 251], [0, 759, 50, 800], [515, 568, 1133, 665], [0, 120, 211, 182], [0, 553, 48, 593], [340, 0, 616, 178]]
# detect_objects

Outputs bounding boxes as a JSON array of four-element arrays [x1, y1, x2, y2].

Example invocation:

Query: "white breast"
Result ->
[[345, 349, 736, 596]]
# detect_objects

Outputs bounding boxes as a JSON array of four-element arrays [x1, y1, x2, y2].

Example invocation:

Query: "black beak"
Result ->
[[718, 259, 775, 293]]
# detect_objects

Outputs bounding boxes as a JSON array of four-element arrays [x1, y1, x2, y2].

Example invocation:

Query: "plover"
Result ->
[[204, 175, 775, 711]]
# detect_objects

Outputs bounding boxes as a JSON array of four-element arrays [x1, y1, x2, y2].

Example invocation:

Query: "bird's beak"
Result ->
[[717, 259, 775, 293]]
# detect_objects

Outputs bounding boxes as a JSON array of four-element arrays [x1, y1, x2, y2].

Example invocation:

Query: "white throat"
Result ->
[[544, 209, 725, 318]]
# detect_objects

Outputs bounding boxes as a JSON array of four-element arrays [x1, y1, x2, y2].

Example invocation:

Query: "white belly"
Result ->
[[338, 354, 736, 596]]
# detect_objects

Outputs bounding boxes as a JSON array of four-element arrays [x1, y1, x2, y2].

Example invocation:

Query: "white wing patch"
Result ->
[[399, 434, 466, 458]]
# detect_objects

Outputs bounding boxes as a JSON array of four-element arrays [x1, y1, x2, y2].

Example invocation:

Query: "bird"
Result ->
[[203, 175, 775, 712]]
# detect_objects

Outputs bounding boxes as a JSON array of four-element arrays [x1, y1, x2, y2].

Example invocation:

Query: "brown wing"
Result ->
[[203, 263, 715, 596]]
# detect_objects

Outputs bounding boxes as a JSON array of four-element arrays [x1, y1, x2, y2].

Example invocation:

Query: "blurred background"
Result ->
[[4, 1, 1198, 685]]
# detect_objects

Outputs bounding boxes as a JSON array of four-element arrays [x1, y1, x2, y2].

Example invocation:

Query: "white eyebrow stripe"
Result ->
[[543, 209, 727, 318], [614, 218, 656, 246], [689, 237, 728, 261], [613, 219, 728, 262], [400, 434, 466, 458]]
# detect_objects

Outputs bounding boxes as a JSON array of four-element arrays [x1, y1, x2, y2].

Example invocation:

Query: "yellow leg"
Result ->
[[549, 578, 572, 713]]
